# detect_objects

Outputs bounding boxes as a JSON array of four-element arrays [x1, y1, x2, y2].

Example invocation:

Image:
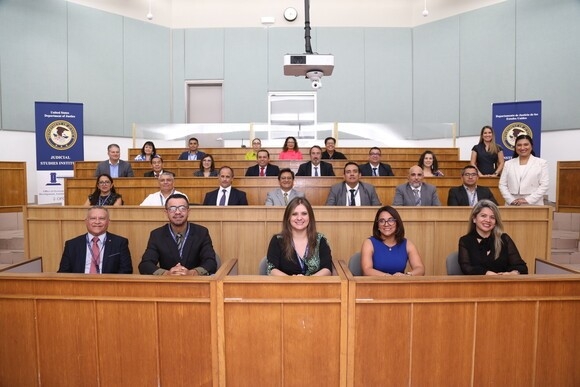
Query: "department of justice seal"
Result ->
[[45, 120, 77, 150], [501, 122, 532, 152]]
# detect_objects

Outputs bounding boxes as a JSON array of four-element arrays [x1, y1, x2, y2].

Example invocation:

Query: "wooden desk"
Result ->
[[64, 176, 504, 206], [24, 206, 552, 276]]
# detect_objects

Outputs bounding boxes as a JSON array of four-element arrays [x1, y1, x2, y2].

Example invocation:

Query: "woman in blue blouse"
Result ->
[[361, 205, 424, 276]]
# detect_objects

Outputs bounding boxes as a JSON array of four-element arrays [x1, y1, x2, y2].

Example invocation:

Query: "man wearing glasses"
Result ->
[[359, 147, 394, 176], [265, 168, 305, 206], [245, 138, 262, 160], [139, 193, 218, 276], [447, 165, 498, 206]]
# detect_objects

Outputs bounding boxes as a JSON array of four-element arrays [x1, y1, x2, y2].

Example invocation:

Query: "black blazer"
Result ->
[[447, 185, 498, 206], [178, 151, 206, 160], [144, 169, 172, 177], [58, 233, 133, 274], [359, 162, 394, 176], [139, 223, 217, 274], [203, 187, 248, 205], [245, 163, 280, 176], [296, 161, 335, 176]]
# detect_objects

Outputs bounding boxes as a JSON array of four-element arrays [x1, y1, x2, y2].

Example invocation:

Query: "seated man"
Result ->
[[245, 149, 280, 176], [321, 137, 347, 159], [448, 165, 498, 206], [178, 137, 206, 161], [144, 155, 171, 177], [265, 168, 305, 206], [140, 172, 187, 206], [95, 143, 134, 178], [58, 206, 132, 274], [203, 166, 248, 205], [359, 147, 394, 176], [296, 145, 335, 176], [326, 162, 381, 206], [139, 194, 217, 276], [393, 165, 441, 206]]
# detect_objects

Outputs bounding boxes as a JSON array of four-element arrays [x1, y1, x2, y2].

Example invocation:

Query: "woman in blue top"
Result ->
[[361, 205, 424, 276]]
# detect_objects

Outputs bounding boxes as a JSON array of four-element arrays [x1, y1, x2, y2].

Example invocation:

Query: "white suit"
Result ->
[[499, 155, 548, 205]]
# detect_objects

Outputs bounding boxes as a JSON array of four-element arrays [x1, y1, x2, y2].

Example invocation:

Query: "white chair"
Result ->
[[348, 252, 362, 276], [446, 251, 462, 275]]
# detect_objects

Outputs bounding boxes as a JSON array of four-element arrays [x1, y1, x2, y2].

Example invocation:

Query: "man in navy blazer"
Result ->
[[203, 166, 248, 205], [245, 149, 280, 176], [139, 194, 218, 275], [393, 165, 441, 206], [448, 165, 498, 206], [94, 144, 134, 178], [359, 147, 394, 176], [296, 146, 335, 176], [58, 206, 133, 274], [178, 137, 206, 161]]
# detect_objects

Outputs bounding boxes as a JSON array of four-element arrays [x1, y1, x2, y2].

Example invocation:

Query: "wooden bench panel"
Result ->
[[556, 161, 580, 213]]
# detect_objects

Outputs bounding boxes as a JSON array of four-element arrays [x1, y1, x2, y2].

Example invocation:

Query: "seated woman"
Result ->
[[361, 205, 424, 276], [458, 199, 528, 275], [193, 154, 218, 177], [278, 136, 303, 160], [266, 197, 332, 276], [84, 174, 123, 206], [418, 150, 443, 177], [134, 141, 157, 161]]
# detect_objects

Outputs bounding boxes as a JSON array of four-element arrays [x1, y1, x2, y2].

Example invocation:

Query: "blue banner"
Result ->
[[492, 100, 542, 160], [35, 102, 84, 170]]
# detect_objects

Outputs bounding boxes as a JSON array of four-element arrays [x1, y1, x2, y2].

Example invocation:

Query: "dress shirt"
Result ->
[[84, 233, 106, 273], [345, 184, 361, 206], [217, 186, 232, 206]]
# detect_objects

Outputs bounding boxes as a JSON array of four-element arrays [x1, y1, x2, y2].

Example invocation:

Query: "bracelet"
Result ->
[[406, 272, 412, 276]]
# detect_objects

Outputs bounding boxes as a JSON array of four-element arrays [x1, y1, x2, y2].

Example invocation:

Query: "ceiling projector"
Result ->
[[283, 54, 334, 89]]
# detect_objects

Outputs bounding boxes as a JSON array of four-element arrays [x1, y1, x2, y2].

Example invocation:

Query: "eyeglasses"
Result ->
[[463, 173, 478, 177], [280, 177, 293, 181], [369, 152, 381, 156], [377, 218, 396, 226], [167, 205, 189, 213], [87, 216, 107, 222], [252, 141, 261, 145], [98, 181, 111, 185]]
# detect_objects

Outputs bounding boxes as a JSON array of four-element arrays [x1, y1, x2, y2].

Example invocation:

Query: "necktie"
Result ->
[[413, 189, 421, 206], [90, 236, 100, 274], [314, 166, 319, 177], [372, 167, 378, 176], [284, 192, 289, 205], [259, 167, 265, 177], [349, 189, 356, 206], [176, 233, 183, 252], [219, 189, 227, 206]]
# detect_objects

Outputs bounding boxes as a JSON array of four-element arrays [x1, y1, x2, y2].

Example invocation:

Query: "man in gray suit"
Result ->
[[393, 165, 441, 206], [326, 162, 381, 206], [265, 168, 305, 206], [94, 143, 134, 178]]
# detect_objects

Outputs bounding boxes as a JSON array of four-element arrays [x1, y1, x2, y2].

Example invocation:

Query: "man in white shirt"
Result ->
[[141, 172, 187, 206]]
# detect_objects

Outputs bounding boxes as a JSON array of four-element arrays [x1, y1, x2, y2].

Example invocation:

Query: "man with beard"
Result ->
[[325, 162, 381, 206], [139, 193, 218, 275]]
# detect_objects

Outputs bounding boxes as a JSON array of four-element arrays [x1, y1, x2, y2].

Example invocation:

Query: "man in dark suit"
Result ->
[[139, 194, 218, 275], [58, 206, 132, 274], [203, 166, 248, 205], [144, 155, 172, 177], [326, 162, 381, 206], [393, 165, 441, 206], [245, 149, 280, 176], [296, 145, 335, 176], [359, 147, 394, 176], [94, 144, 134, 178], [448, 165, 498, 206], [178, 137, 206, 161]]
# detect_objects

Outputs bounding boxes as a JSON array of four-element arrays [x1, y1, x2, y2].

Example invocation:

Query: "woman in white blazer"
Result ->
[[499, 135, 549, 206]]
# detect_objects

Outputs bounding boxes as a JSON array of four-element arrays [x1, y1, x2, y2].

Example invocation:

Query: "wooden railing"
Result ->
[[64, 176, 503, 206], [556, 161, 580, 212], [24, 206, 552, 275]]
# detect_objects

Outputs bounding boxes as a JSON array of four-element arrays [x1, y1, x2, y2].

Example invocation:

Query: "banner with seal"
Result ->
[[35, 102, 84, 204], [492, 100, 542, 161]]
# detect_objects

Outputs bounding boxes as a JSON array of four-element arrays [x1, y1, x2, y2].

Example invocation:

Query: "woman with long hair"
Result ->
[[266, 197, 332, 276], [84, 174, 123, 206], [470, 125, 504, 176], [134, 141, 157, 161], [418, 150, 443, 177], [458, 199, 527, 274], [278, 136, 303, 160], [193, 154, 218, 177]]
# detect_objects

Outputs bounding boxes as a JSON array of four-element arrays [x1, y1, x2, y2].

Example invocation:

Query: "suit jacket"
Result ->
[[359, 162, 394, 176], [265, 188, 305, 206], [144, 169, 172, 177], [139, 223, 217, 275], [245, 163, 280, 176], [325, 182, 381, 206], [95, 159, 134, 177], [447, 185, 498, 206], [321, 150, 347, 159], [499, 155, 549, 205], [58, 233, 133, 274], [203, 187, 248, 205], [393, 183, 441, 206], [178, 151, 206, 160], [296, 161, 335, 176]]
